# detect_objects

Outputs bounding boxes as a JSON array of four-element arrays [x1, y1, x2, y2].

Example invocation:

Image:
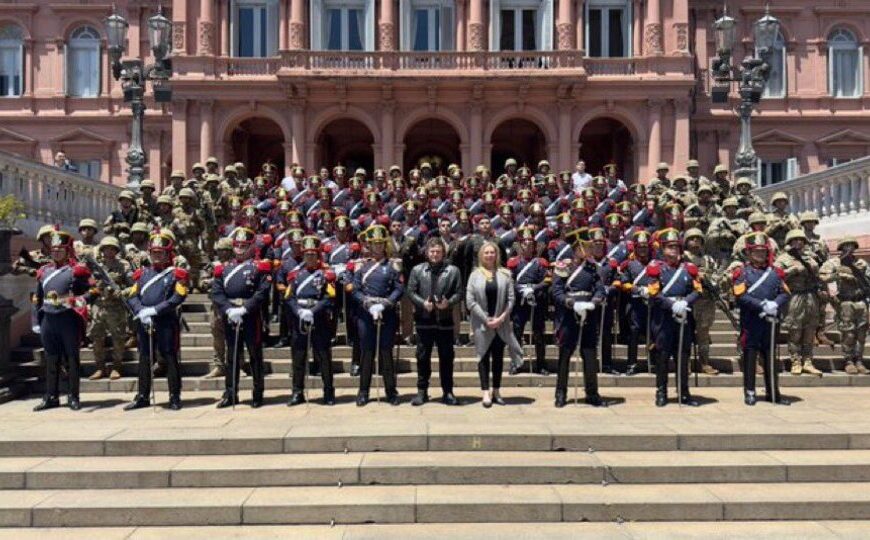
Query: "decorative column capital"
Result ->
[[172, 21, 186, 53], [644, 23, 663, 55], [198, 21, 214, 55], [378, 22, 396, 51], [673, 23, 689, 55], [556, 22, 574, 50], [289, 21, 305, 49], [468, 22, 485, 52], [647, 98, 665, 110]]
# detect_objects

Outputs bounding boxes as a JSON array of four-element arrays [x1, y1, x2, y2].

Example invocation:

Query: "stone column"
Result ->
[[199, 0, 215, 55], [647, 99, 662, 174], [290, 0, 306, 49], [129, 6, 142, 58], [200, 100, 214, 163], [575, 0, 584, 51], [290, 101, 306, 165], [381, 101, 395, 167], [644, 0, 661, 55], [673, 98, 690, 169], [558, 101, 572, 171], [172, 98, 189, 174], [279, 0, 288, 50], [456, 0, 466, 51], [283, 142, 293, 175], [172, 0, 188, 54], [671, 0, 689, 55], [470, 101, 483, 166], [379, 0, 396, 51], [556, 0, 574, 50], [468, 0, 484, 52]]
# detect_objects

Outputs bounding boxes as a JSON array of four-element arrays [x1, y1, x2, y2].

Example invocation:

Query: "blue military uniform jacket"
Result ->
[[351, 258, 404, 308], [647, 260, 701, 353], [551, 259, 605, 338], [32, 261, 92, 326], [507, 256, 550, 297], [128, 265, 188, 318], [285, 264, 336, 317], [211, 258, 272, 315], [733, 264, 790, 348]]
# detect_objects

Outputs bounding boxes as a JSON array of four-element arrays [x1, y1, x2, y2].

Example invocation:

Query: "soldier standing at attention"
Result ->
[[733, 232, 791, 405], [683, 228, 719, 376], [31, 230, 92, 411], [74, 219, 99, 260], [201, 238, 234, 379], [212, 228, 272, 408], [124, 231, 189, 411], [507, 227, 551, 376], [765, 192, 800, 249], [87, 236, 132, 381], [821, 238, 870, 375], [171, 188, 206, 291], [104, 191, 139, 237]]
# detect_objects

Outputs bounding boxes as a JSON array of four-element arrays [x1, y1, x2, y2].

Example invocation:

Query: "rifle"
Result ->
[[842, 257, 870, 305], [699, 273, 740, 331], [82, 254, 137, 318], [17, 247, 42, 270]]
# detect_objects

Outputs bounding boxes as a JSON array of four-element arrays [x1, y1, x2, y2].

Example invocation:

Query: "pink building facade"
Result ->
[[0, 0, 868, 187]]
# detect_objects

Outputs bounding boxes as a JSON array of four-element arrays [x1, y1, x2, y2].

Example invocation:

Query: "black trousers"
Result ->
[[357, 311, 398, 396], [478, 336, 505, 390], [415, 327, 454, 394], [654, 347, 691, 395], [40, 310, 82, 399], [290, 313, 334, 392], [743, 348, 780, 397], [224, 313, 265, 398], [556, 345, 599, 398], [136, 317, 182, 399]]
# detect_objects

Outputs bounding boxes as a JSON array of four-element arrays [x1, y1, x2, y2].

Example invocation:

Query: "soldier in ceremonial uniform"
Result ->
[[776, 229, 824, 376], [821, 237, 870, 375], [352, 225, 404, 406], [507, 227, 551, 375], [124, 231, 189, 411], [551, 228, 606, 407], [732, 232, 791, 405], [285, 235, 337, 406], [616, 230, 654, 374], [31, 230, 92, 411], [87, 236, 132, 381], [642, 228, 703, 407], [212, 228, 272, 408], [588, 227, 620, 374]]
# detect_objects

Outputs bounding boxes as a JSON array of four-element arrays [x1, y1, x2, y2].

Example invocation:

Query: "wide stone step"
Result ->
[[5, 482, 870, 526], [4, 450, 870, 490]]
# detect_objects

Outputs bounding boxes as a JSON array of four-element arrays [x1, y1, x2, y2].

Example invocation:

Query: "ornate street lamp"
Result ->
[[105, 6, 173, 191], [710, 4, 780, 183]]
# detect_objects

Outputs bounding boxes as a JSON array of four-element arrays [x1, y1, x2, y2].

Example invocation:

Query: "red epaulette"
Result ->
[[774, 266, 786, 279], [213, 264, 224, 278], [174, 268, 189, 281], [646, 261, 661, 278], [608, 259, 618, 270], [506, 256, 520, 270], [72, 264, 91, 278], [257, 260, 272, 273], [685, 262, 699, 278], [547, 240, 559, 250], [324, 269, 337, 282], [538, 257, 550, 269], [731, 267, 743, 281], [260, 234, 273, 246]]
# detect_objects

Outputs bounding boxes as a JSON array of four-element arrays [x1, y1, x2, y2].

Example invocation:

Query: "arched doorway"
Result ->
[[578, 117, 634, 182], [490, 119, 547, 175], [229, 117, 285, 175], [315, 118, 374, 174], [402, 118, 461, 174]]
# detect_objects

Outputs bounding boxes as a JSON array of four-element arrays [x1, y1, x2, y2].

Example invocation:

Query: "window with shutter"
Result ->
[[586, 0, 631, 58], [232, 0, 279, 57], [0, 25, 24, 97], [759, 31, 786, 98], [68, 26, 100, 98], [828, 28, 862, 98]]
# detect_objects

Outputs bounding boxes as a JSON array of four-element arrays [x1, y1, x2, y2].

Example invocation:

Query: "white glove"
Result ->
[[299, 309, 314, 323], [671, 300, 689, 318], [762, 301, 778, 317], [573, 301, 594, 316], [32, 325, 40, 334], [333, 263, 346, 275], [140, 315, 153, 327], [227, 307, 246, 324], [369, 303, 384, 320], [638, 286, 650, 299], [137, 307, 157, 321]]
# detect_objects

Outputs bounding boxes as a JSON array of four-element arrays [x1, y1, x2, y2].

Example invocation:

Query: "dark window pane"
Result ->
[[435, 9, 440, 50], [327, 9, 341, 49], [260, 7, 267, 55], [501, 10, 515, 50], [522, 9, 536, 50], [589, 9, 601, 57], [414, 9, 428, 51], [348, 9, 363, 50], [608, 9, 623, 57], [239, 7, 254, 57]]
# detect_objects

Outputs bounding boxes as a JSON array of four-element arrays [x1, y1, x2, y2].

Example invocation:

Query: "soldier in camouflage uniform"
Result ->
[[13, 224, 54, 277], [199, 174, 223, 258], [87, 236, 132, 380], [684, 183, 721, 233], [776, 229, 824, 376], [800, 210, 834, 346], [154, 195, 175, 227], [734, 176, 765, 220], [73, 219, 99, 260], [168, 191, 203, 287], [647, 162, 671, 198], [104, 190, 139, 237], [765, 192, 800, 249], [124, 222, 152, 270], [220, 165, 250, 200], [821, 237, 870, 375], [733, 212, 778, 262], [659, 175, 696, 210], [163, 170, 186, 199], [711, 164, 731, 203], [137, 180, 158, 225], [201, 237, 234, 378], [684, 228, 719, 375], [685, 159, 709, 192]]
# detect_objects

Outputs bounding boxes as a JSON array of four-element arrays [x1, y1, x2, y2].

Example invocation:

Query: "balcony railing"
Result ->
[[754, 157, 870, 219], [278, 50, 583, 72], [584, 57, 638, 75], [0, 149, 122, 238]]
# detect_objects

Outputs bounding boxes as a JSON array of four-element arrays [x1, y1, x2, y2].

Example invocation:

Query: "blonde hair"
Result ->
[[477, 241, 502, 272]]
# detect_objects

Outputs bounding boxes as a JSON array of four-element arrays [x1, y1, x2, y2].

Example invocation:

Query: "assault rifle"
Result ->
[[699, 273, 740, 331]]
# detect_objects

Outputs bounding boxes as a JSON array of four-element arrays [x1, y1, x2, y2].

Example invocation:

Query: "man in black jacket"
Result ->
[[407, 237, 463, 406]]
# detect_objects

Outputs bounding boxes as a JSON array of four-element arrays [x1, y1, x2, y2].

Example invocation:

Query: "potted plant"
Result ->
[[0, 195, 25, 274]]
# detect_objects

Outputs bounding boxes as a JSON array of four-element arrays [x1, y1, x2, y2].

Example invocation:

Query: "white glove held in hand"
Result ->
[[671, 300, 689, 318], [137, 307, 157, 320], [140, 316, 153, 327], [32, 325, 41, 334], [369, 303, 384, 320], [299, 309, 314, 323], [638, 286, 650, 299], [761, 300, 778, 317]]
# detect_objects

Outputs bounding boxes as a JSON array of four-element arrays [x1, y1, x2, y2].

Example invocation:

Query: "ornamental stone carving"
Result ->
[[556, 22, 573, 50], [645, 23, 662, 55], [172, 21, 185, 53], [199, 21, 214, 55], [468, 22, 484, 51], [379, 22, 395, 51], [674, 23, 689, 54], [289, 21, 304, 49]]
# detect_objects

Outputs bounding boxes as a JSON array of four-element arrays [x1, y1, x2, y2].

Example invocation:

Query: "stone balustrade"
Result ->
[[0, 149, 122, 238], [754, 156, 870, 244]]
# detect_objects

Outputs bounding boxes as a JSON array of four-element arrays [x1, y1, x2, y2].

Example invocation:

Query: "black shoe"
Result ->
[[33, 398, 60, 412], [169, 396, 182, 410], [68, 397, 81, 411], [554, 391, 567, 408], [411, 390, 428, 406], [287, 391, 306, 406], [624, 363, 639, 376], [492, 393, 506, 406], [272, 338, 289, 349], [350, 364, 360, 377], [441, 393, 459, 406], [124, 396, 149, 411], [323, 388, 336, 406], [216, 394, 237, 409], [242, 362, 252, 376], [387, 393, 401, 406], [585, 394, 607, 407], [768, 394, 791, 406], [744, 391, 757, 406], [604, 365, 621, 376], [535, 366, 550, 376], [509, 365, 519, 376], [680, 394, 700, 407], [655, 390, 667, 407], [356, 392, 369, 407]]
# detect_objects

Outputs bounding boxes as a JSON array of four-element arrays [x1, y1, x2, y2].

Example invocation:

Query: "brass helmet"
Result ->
[[98, 236, 121, 251], [799, 211, 819, 224], [785, 229, 807, 245], [837, 236, 859, 251], [771, 191, 789, 205]]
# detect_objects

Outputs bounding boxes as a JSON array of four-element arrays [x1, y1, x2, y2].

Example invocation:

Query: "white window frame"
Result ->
[[311, 0, 374, 51], [400, 0, 455, 52], [66, 26, 101, 98], [585, 0, 632, 58], [756, 157, 798, 187], [758, 31, 786, 98], [231, 0, 279, 57], [489, 0, 552, 51], [828, 28, 863, 98], [71, 159, 101, 181], [827, 157, 853, 168], [0, 25, 24, 97]]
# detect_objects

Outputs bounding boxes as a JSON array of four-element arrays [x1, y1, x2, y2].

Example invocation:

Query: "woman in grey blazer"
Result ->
[[465, 241, 524, 407]]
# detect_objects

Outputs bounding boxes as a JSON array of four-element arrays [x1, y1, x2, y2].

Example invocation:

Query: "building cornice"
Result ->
[[50, 3, 113, 16], [0, 4, 38, 14]]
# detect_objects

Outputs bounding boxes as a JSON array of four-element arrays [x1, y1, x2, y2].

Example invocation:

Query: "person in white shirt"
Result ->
[[571, 160, 593, 193]]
